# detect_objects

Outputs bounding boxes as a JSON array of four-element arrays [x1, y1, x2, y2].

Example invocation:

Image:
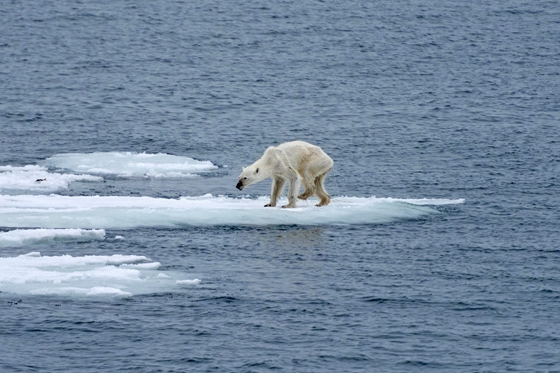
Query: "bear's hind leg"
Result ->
[[298, 189, 314, 200], [303, 150, 333, 205], [314, 173, 330, 207], [298, 170, 316, 200]]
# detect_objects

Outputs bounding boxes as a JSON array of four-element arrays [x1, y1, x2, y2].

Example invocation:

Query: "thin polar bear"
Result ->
[[236, 141, 334, 208]]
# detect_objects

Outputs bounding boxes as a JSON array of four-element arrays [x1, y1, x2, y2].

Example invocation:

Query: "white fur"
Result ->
[[236, 141, 334, 208]]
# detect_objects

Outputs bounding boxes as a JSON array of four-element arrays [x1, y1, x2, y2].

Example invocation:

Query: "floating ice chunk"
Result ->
[[0, 253, 150, 286], [0, 194, 464, 229], [0, 165, 102, 193], [0, 228, 105, 247], [0, 252, 195, 298], [44, 152, 218, 178], [176, 279, 201, 285]]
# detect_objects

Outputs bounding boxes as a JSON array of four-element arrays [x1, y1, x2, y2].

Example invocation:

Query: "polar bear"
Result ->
[[236, 141, 334, 208]]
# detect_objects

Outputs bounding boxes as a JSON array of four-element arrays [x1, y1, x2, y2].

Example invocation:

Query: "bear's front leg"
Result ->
[[282, 173, 301, 208], [266, 177, 285, 207]]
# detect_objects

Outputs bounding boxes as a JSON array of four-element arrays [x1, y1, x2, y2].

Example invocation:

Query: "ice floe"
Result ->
[[0, 194, 464, 229]]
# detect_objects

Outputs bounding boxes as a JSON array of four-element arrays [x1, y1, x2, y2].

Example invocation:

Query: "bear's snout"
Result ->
[[236, 180, 244, 190]]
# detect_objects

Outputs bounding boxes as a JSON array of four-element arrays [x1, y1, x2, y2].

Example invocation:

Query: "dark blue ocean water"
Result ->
[[1, 0, 560, 372]]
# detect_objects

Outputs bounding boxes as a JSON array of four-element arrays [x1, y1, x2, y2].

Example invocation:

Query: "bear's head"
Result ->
[[236, 166, 263, 190]]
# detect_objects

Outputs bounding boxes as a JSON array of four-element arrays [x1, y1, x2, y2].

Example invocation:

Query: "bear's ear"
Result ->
[[256, 168, 259, 173], [242, 167, 246, 171]]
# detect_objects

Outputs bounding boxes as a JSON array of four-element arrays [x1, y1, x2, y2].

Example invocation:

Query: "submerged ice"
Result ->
[[43, 151, 218, 177], [0, 165, 102, 193], [0, 252, 200, 298], [0, 228, 105, 247], [0, 152, 219, 194], [0, 194, 464, 229]]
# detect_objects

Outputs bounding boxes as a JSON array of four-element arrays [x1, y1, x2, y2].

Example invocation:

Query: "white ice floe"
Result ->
[[0, 194, 464, 229], [0, 165, 102, 193], [0, 252, 200, 298], [43, 152, 218, 177], [0, 228, 105, 247]]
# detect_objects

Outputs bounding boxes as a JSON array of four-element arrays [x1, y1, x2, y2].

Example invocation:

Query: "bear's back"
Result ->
[[276, 140, 317, 153]]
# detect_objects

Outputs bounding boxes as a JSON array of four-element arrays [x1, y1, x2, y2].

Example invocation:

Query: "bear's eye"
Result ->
[[256, 168, 259, 173], [243, 177, 247, 180]]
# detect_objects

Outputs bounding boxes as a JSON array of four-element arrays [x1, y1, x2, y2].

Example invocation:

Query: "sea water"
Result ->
[[1, 0, 559, 372]]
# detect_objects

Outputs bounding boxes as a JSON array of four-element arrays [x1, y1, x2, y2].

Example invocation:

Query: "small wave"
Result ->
[[43, 152, 218, 178], [0, 252, 200, 298], [0, 194, 464, 229]]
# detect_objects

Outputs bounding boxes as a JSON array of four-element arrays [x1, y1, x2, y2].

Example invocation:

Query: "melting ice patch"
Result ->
[[43, 152, 218, 177], [0, 252, 200, 298], [0, 229, 105, 247], [0, 194, 464, 229], [0, 165, 102, 193]]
